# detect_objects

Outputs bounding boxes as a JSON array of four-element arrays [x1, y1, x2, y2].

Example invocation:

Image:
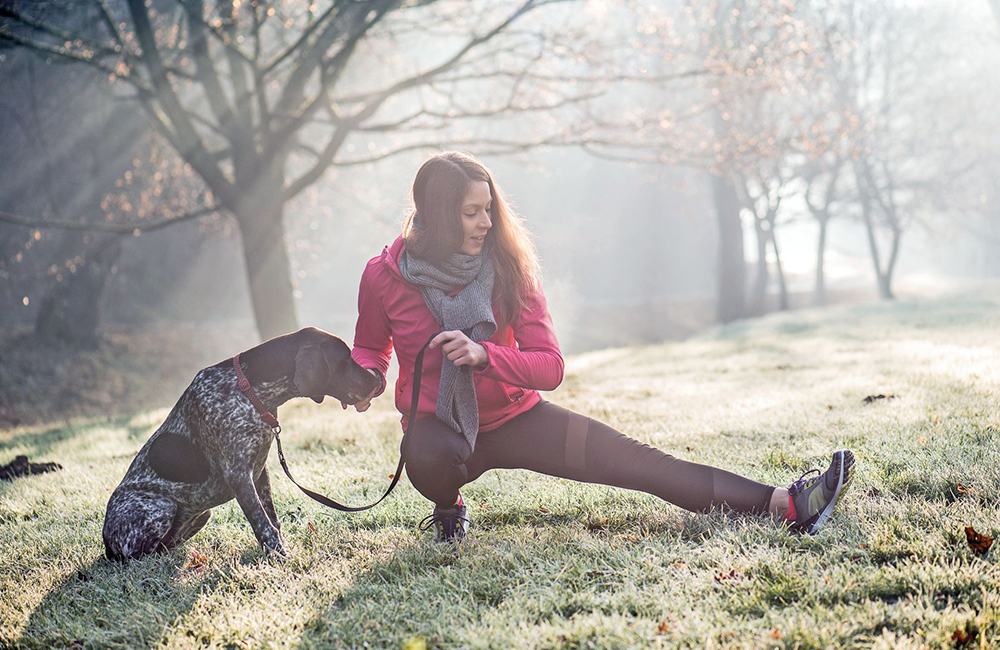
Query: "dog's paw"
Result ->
[[262, 542, 288, 562]]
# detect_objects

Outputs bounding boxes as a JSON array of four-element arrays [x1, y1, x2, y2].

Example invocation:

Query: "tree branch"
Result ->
[[0, 205, 221, 234]]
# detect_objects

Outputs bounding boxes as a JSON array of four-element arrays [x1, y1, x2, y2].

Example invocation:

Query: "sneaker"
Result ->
[[784, 449, 855, 535], [418, 495, 470, 542]]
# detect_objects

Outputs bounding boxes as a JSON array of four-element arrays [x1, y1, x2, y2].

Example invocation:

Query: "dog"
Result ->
[[102, 327, 379, 560]]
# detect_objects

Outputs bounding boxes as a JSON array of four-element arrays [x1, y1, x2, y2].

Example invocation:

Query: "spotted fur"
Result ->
[[102, 327, 379, 561]]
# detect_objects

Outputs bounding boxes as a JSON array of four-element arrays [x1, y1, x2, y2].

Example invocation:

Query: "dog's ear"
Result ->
[[293, 344, 330, 403]]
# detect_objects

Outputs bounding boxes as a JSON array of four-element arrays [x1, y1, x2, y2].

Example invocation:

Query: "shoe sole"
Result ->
[[808, 449, 855, 534]]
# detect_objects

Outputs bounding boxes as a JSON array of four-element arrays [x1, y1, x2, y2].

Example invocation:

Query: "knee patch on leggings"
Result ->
[[564, 412, 590, 473]]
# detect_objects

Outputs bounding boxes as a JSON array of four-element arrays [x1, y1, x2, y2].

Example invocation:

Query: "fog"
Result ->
[[1, 0, 998, 354]]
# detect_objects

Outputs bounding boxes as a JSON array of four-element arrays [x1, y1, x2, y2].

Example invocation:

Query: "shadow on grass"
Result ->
[[14, 553, 221, 649], [290, 500, 764, 649], [0, 414, 154, 461]]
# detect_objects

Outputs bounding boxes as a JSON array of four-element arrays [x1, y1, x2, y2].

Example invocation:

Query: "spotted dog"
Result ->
[[102, 327, 379, 560]]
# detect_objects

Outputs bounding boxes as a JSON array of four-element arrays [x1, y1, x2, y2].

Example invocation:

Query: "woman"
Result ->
[[347, 151, 854, 541]]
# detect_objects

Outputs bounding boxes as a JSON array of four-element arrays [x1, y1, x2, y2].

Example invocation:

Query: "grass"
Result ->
[[2, 294, 1000, 649]]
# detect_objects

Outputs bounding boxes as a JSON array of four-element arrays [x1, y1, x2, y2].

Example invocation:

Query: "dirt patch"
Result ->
[[0, 454, 62, 480]]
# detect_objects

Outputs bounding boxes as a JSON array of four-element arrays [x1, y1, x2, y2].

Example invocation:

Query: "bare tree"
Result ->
[[802, 153, 846, 305], [0, 0, 599, 339], [738, 161, 799, 314], [816, 0, 950, 300], [576, 0, 822, 322]]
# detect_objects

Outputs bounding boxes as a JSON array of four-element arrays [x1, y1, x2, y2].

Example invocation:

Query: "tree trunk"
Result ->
[[854, 160, 893, 301], [751, 220, 769, 316], [880, 228, 902, 300], [34, 232, 123, 348], [814, 214, 828, 306], [987, 206, 1000, 279], [712, 174, 746, 323], [771, 228, 788, 311], [235, 204, 299, 341]]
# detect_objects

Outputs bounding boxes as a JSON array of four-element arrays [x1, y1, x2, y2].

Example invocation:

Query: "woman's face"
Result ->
[[459, 180, 492, 255]]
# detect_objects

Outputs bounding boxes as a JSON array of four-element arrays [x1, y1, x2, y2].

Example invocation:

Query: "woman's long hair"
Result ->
[[402, 151, 540, 332]]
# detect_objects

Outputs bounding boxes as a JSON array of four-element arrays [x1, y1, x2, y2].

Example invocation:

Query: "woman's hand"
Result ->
[[341, 368, 382, 412], [430, 330, 488, 368]]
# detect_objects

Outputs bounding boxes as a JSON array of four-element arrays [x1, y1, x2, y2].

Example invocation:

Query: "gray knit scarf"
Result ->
[[398, 241, 496, 451]]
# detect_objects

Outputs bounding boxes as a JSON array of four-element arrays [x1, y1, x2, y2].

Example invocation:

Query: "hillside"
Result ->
[[2, 294, 999, 649]]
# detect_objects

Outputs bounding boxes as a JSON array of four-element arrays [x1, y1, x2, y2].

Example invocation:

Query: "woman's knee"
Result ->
[[404, 417, 471, 495]]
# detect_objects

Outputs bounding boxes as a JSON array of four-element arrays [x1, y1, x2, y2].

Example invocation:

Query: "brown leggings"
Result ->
[[404, 400, 776, 514]]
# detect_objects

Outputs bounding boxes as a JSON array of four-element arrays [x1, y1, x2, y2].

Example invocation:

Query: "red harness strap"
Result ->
[[233, 353, 280, 431]]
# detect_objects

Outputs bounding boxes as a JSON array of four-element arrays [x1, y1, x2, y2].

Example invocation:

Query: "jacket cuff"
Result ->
[[366, 368, 387, 398], [472, 341, 495, 376]]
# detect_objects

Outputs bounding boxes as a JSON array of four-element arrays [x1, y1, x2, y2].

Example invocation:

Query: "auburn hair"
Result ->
[[402, 151, 540, 332]]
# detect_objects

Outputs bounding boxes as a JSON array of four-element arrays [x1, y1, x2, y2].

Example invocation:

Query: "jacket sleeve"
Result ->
[[474, 285, 564, 391], [351, 263, 393, 397]]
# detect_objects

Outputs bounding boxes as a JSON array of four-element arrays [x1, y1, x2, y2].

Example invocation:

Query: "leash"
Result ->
[[233, 332, 436, 513]]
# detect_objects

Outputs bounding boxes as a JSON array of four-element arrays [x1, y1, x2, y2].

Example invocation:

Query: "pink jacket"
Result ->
[[351, 236, 564, 433]]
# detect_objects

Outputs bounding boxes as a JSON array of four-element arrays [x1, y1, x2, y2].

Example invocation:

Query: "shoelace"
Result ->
[[418, 511, 472, 533], [788, 468, 821, 496]]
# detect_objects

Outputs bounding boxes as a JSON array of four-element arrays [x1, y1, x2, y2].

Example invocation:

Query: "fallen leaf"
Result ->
[[714, 569, 739, 583], [657, 621, 670, 635], [307, 521, 316, 533], [585, 517, 607, 531], [952, 626, 973, 646], [965, 526, 993, 555], [388, 473, 395, 479], [918, 435, 927, 445], [862, 393, 896, 404], [771, 626, 782, 640], [183, 550, 209, 573], [685, 446, 693, 452], [956, 483, 969, 495], [538, 507, 549, 513]]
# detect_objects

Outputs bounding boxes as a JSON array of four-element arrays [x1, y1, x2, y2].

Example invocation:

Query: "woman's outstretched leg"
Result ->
[[467, 401, 853, 531], [467, 401, 774, 514], [405, 401, 854, 537]]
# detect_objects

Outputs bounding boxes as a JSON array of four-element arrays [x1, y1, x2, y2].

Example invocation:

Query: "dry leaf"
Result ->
[[183, 550, 209, 572], [956, 483, 969, 495], [965, 526, 993, 555], [307, 521, 316, 533], [770, 627, 782, 640], [585, 517, 607, 531], [918, 435, 927, 445], [388, 473, 395, 479], [714, 569, 739, 583], [952, 627, 973, 646], [657, 621, 671, 635]]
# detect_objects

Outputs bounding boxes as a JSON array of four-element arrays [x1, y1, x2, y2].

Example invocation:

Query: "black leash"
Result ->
[[270, 332, 437, 512]]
